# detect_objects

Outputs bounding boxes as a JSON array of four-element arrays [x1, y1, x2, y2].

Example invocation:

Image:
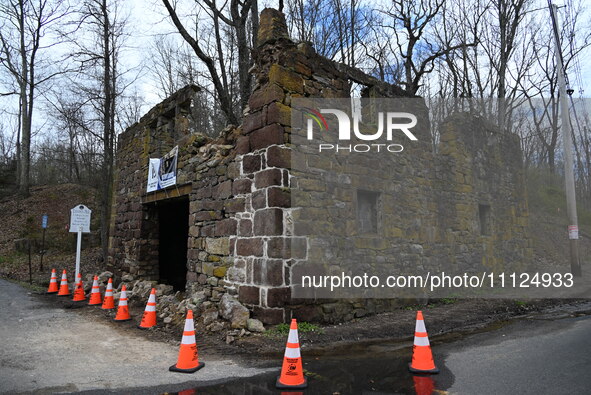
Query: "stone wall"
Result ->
[[109, 8, 531, 325]]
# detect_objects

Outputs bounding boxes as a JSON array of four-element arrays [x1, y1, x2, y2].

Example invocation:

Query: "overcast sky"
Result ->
[[0, 0, 589, 147]]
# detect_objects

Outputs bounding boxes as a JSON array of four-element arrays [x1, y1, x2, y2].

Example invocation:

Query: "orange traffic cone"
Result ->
[[88, 276, 102, 305], [101, 278, 115, 310], [276, 319, 308, 389], [138, 288, 157, 329], [409, 311, 439, 374], [72, 273, 86, 302], [57, 270, 70, 296], [114, 285, 131, 321], [169, 310, 205, 373], [47, 269, 59, 294]]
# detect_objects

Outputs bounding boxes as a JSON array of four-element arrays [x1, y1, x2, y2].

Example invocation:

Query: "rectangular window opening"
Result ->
[[479, 204, 491, 236], [357, 190, 380, 234]]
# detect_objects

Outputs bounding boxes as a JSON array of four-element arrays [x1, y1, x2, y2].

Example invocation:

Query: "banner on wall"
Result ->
[[147, 146, 178, 193]]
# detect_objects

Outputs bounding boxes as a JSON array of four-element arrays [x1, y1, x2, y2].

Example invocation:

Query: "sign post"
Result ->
[[69, 205, 91, 281], [39, 214, 48, 271]]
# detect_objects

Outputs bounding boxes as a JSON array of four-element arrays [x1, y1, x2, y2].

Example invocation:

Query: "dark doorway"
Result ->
[[158, 197, 189, 291]]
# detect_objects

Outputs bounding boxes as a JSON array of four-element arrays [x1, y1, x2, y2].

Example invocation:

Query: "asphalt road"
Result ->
[[1, 277, 589, 394], [439, 312, 591, 394], [0, 278, 270, 394]]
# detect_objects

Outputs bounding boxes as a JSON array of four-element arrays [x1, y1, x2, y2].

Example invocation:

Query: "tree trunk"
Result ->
[[100, 0, 113, 261]]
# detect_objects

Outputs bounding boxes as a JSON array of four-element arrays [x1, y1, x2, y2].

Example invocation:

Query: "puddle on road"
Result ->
[[167, 348, 450, 395]]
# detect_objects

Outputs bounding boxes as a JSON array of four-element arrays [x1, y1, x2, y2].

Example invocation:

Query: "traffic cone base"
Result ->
[[169, 361, 205, 373], [409, 311, 439, 374], [409, 363, 439, 374], [275, 377, 308, 390]]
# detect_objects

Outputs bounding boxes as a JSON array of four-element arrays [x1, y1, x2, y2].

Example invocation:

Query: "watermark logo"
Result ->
[[303, 106, 418, 153]]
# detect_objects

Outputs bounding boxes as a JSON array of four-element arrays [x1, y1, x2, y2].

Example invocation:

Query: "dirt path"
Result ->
[[0, 279, 271, 394]]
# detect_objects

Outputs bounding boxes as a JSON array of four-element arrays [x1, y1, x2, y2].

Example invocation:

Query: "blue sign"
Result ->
[[42, 214, 48, 229]]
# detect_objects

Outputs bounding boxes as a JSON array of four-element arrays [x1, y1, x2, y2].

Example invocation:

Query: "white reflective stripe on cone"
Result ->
[[414, 335, 430, 346], [415, 319, 427, 333], [287, 329, 299, 344], [119, 300, 128, 306], [181, 335, 195, 345], [284, 346, 301, 358], [105, 291, 113, 296], [148, 294, 156, 303], [145, 305, 156, 312], [183, 318, 195, 332]]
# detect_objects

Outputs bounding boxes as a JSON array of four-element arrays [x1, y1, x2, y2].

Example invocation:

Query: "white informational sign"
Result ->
[[70, 204, 91, 282], [146, 146, 178, 193], [568, 225, 579, 240], [69, 205, 92, 233]]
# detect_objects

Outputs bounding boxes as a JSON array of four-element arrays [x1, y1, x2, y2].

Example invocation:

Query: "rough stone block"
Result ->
[[214, 218, 237, 236], [254, 208, 283, 236], [266, 101, 291, 126], [250, 124, 284, 151], [232, 178, 252, 195], [226, 266, 246, 282], [205, 237, 230, 255], [268, 64, 304, 93], [213, 266, 227, 278], [215, 180, 233, 199], [267, 187, 290, 207], [253, 306, 284, 325], [290, 305, 322, 322], [243, 111, 264, 134], [253, 259, 284, 286], [255, 168, 283, 189], [242, 154, 261, 173], [236, 135, 250, 154], [251, 190, 266, 210], [238, 285, 260, 305], [266, 287, 291, 307], [238, 219, 253, 236], [236, 237, 264, 257], [224, 197, 246, 213], [266, 145, 291, 168], [248, 83, 284, 111], [194, 210, 223, 221]]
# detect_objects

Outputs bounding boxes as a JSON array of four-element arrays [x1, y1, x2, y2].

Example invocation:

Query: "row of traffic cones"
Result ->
[[48, 269, 438, 390], [46, 268, 157, 328]]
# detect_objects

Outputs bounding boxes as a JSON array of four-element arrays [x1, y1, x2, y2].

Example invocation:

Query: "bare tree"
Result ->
[[382, 0, 476, 95], [161, 0, 257, 125], [67, 0, 131, 259], [0, 0, 71, 196]]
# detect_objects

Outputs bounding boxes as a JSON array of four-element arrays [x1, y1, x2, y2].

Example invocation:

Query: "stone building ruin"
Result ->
[[108, 9, 531, 324]]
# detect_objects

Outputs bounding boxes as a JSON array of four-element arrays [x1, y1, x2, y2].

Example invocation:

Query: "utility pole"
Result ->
[[550, 3, 581, 276]]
